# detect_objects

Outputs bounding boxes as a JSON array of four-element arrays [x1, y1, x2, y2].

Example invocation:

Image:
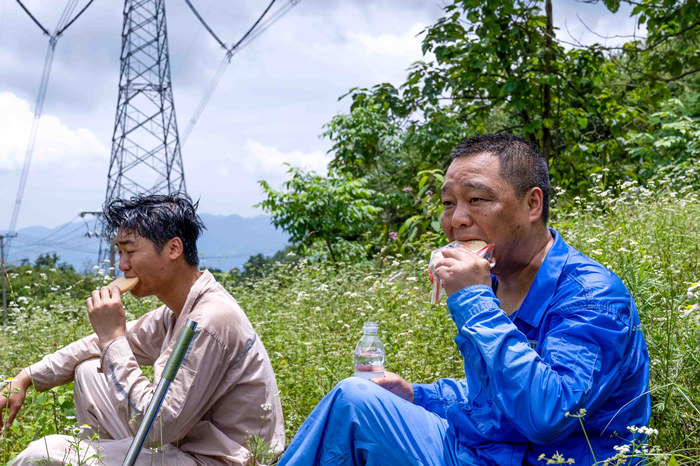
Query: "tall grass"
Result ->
[[1, 180, 698, 464]]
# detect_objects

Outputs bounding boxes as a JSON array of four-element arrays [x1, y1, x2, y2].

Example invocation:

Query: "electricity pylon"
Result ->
[[100, 0, 187, 272]]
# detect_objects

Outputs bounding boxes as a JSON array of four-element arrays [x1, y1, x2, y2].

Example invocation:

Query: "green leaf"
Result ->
[[418, 175, 430, 190], [603, 0, 620, 13], [502, 79, 518, 94]]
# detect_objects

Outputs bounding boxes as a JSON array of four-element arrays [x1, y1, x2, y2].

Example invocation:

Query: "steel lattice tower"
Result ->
[[107, 0, 186, 201], [100, 0, 187, 269]]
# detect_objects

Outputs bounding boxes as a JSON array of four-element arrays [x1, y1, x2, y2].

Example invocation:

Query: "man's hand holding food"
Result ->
[[432, 243, 493, 296], [86, 285, 127, 350]]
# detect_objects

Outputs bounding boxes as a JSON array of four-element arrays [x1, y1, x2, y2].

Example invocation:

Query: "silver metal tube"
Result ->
[[122, 318, 198, 466]]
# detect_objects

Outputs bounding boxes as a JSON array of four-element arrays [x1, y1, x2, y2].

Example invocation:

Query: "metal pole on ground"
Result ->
[[122, 318, 198, 466]]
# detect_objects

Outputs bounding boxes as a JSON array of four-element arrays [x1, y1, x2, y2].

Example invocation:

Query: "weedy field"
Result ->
[[1, 180, 699, 465]]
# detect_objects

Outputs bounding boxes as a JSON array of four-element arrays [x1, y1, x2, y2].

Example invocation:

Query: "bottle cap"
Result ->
[[363, 321, 378, 333]]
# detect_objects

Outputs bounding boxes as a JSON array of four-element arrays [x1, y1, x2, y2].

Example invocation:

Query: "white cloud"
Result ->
[[0, 91, 107, 172], [348, 23, 427, 61], [241, 139, 332, 179]]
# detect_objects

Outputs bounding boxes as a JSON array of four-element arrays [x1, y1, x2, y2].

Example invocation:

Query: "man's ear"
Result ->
[[526, 187, 544, 224], [165, 237, 184, 260]]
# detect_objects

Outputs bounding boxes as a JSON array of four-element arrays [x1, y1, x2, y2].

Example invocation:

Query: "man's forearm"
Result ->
[[14, 369, 33, 391], [26, 333, 102, 392]]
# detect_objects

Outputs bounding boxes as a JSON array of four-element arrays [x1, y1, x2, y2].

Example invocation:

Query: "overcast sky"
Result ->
[[0, 0, 641, 233]]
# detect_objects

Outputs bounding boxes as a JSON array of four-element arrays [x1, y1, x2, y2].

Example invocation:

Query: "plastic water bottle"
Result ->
[[354, 321, 385, 380]]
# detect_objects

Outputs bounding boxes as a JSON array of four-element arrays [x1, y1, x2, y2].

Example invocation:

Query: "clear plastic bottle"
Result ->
[[354, 321, 385, 380]]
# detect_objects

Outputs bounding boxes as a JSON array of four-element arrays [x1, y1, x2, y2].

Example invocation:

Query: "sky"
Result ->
[[0, 0, 643, 234]]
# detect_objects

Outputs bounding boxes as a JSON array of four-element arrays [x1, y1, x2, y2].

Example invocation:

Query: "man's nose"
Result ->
[[118, 257, 129, 272], [452, 203, 473, 228]]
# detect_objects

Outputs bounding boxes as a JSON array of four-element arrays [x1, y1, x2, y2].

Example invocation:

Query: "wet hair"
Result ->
[[450, 133, 551, 224], [103, 193, 205, 266]]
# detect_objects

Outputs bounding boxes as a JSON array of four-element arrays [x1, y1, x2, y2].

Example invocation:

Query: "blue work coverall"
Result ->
[[279, 230, 651, 465]]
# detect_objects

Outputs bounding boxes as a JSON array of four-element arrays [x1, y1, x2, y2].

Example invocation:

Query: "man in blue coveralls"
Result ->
[[278, 133, 651, 465]]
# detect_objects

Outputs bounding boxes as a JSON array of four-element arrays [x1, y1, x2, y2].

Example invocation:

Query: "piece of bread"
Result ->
[[462, 240, 488, 252], [108, 276, 139, 293]]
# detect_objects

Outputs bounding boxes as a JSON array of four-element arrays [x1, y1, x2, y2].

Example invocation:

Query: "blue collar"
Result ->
[[496, 228, 569, 328]]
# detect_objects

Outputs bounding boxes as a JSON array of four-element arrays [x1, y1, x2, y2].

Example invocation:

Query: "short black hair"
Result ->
[[103, 193, 205, 266], [450, 133, 551, 224]]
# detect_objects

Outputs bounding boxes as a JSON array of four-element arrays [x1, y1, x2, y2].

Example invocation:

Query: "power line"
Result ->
[[0, 214, 101, 265], [22, 223, 87, 248], [181, 0, 300, 145], [171, 0, 218, 80], [11, 243, 97, 256], [6, 0, 98, 255], [200, 254, 252, 259], [230, 0, 278, 51], [183, 0, 228, 50], [8, 229, 97, 254], [11, 214, 82, 247]]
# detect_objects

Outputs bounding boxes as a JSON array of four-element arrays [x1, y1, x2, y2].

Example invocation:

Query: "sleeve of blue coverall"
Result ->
[[413, 378, 469, 418], [447, 285, 630, 444]]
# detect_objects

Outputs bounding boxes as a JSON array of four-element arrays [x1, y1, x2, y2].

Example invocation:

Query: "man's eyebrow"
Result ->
[[116, 239, 136, 246], [441, 181, 497, 196], [460, 181, 497, 196]]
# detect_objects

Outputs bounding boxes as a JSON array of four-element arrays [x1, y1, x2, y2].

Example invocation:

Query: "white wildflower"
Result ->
[[613, 444, 631, 454]]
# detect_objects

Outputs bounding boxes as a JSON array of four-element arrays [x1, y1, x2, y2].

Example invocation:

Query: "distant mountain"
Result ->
[[198, 214, 288, 271], [2, 214, 288, 273]]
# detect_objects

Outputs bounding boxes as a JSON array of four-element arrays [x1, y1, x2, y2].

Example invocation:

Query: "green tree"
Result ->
[[34, 253, 59, 268], [333, 0, 699, 195], [257, 167, 382, 263], [322, 105, 451, 250]]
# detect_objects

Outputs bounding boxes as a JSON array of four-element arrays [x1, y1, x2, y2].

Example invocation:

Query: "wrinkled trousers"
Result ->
[[11, 358, 196, 466], [278, 377, 473, 466]]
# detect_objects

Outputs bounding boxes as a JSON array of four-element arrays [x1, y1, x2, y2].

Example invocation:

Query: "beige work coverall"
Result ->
[[12, 270, 285, 465]]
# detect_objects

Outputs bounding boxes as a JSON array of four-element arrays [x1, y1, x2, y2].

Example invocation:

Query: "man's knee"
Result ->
[[333, 377, 390, 411], [12, 434, 72, 464], [75, 358, 101, 384]]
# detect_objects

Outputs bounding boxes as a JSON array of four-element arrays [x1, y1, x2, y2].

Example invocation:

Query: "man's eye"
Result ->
[[470, 198, 483, 204], [442, 201, 454, 207]]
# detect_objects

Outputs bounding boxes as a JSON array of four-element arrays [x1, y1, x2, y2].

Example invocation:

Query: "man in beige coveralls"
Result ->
[[1, 194, 285, 465]]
